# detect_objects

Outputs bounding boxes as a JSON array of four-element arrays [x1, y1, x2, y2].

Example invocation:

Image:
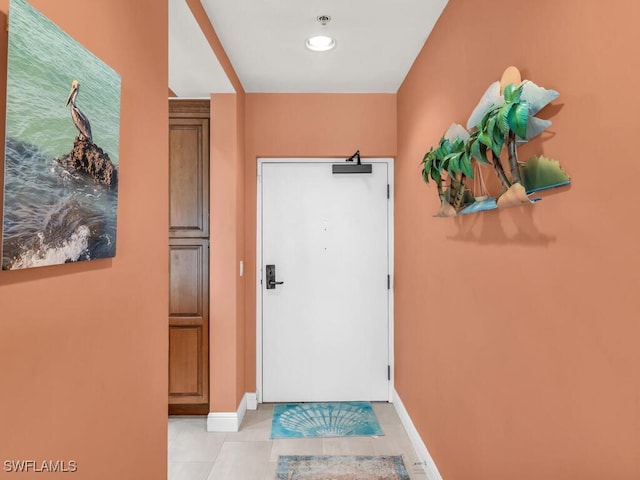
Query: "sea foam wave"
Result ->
[[8, 225, 90, 270]]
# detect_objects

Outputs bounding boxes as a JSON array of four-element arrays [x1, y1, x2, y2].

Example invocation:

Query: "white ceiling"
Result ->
[[169, 0, 449, 96], [168, 0, 235, 96]]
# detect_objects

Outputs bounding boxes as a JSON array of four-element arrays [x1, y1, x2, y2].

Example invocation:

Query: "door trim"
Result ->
[[255, 157, 395, 403]]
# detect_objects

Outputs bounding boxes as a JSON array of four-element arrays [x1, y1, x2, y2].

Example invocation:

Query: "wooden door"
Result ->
[[168, 100, 210, 415], [169, 116, 209, 238], [168, 239, 209, 409]]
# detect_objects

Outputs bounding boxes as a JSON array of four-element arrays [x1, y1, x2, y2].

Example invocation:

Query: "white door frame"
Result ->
[[256, 157, 395, 403]]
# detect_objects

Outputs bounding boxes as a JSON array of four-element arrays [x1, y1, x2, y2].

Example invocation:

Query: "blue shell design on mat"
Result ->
[[271, 402, 384, 438]]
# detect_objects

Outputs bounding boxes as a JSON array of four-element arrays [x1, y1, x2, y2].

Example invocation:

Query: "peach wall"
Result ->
[[210, 93, 246, 411], [396, 1, 640, 479], [235, 92, 246, 406], [243, 93, 397, 391], [0, 1, 167, 479]]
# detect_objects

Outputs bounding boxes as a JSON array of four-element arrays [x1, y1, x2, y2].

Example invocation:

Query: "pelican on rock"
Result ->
[[66, 80, 92, 143]]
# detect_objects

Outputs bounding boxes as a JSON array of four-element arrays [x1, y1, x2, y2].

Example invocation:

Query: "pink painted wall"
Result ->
[[235, 93, 247, 407], [243, 93, 397, 391], [396, 0, 640, 478], [209, 93, 246, 412], [0, 0, 168, 478]]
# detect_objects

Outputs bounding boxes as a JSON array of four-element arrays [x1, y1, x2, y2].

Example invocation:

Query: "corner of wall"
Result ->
[[393, 389, 443, 480], [207, 392, 256, 432]]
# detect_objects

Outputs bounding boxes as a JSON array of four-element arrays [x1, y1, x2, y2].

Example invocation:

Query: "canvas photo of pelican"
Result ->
[[2, 0, 121, 270]]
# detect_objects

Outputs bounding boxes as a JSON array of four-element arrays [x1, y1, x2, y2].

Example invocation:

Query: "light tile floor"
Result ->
[[168, 402, 427, 480]]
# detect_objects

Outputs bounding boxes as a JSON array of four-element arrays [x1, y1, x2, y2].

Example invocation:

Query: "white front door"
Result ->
[[259, 158, 392, 402]]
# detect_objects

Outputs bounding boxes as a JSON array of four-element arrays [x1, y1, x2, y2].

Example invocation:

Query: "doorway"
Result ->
[[257, 158, 394, 403]]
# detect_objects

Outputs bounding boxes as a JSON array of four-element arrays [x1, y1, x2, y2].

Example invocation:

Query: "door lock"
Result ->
[[266, 264, 284, 289]]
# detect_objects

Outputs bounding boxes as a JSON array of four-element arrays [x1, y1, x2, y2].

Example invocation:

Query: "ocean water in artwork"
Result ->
[[2, 0, 121, 270]]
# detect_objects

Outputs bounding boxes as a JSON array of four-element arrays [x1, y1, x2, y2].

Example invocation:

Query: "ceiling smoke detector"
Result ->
[[306, 15, 336, 52]]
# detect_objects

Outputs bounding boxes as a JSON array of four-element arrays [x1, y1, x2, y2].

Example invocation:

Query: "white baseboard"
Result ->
[[206, 411, 240, 432], [207, 392, 256, 432], [392, 389, 443, 480], [246, 392, 258, 410]]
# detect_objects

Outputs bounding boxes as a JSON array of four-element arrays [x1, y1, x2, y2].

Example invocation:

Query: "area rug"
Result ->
[[271, 402, 383, 439], [277, 455, 410, 480]]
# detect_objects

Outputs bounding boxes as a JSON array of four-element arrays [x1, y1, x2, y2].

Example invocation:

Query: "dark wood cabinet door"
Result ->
[[169, 116, 209, 238], [168, 239, 209, 409], [168, 99, 210, 415]]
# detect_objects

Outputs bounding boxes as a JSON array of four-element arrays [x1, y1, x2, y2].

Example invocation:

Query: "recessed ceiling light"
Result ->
[[306, 35, 336, 52], [306, 15, 335, 52]]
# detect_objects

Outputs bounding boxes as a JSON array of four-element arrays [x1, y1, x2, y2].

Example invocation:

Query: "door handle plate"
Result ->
[[266, 264, 284, 289]]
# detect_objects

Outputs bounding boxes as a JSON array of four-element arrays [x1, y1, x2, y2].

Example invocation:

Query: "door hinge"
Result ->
[[387, 365, 391, 381], [387, 184, 390, 199], [387, 274, 390, 290]]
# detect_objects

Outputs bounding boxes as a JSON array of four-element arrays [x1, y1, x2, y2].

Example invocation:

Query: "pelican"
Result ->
[[66, 80, 92, 143]]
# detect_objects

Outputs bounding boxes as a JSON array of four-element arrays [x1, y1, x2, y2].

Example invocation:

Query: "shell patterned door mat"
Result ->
[[276, 455, 410, 480], [270, 402, 384, 439]]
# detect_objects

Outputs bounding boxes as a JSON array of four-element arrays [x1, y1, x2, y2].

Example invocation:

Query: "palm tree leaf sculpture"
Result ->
[[422, 124, 480, 216], [422, 66, 567, 217], [475, 82, 530, 188]]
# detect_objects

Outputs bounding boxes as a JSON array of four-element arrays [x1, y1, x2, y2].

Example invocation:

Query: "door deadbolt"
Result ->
[[266, 264, 284, 289]]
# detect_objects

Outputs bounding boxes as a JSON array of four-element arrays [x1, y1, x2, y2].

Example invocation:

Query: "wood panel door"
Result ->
[[168, 99, 210, 415], [169, 115, 209, 238], [168, 239, 209, 410]]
